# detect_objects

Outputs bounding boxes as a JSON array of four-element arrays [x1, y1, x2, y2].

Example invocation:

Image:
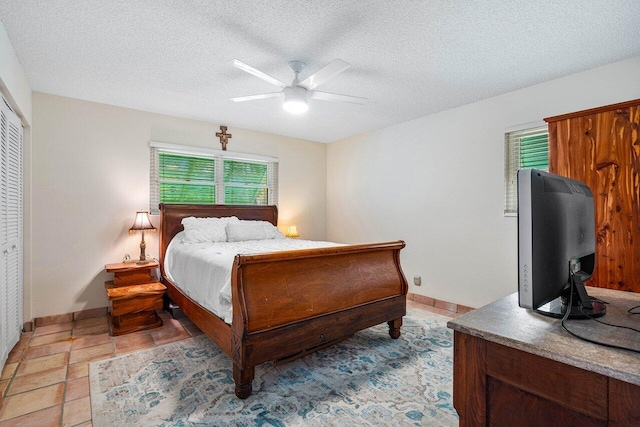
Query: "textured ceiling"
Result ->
[[1, 1, 640, 143]]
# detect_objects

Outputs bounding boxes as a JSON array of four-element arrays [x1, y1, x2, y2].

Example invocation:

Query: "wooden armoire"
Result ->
[[545, 99, 640, 293]]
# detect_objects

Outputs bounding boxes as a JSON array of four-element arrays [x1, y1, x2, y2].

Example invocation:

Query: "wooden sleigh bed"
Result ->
[[159, 203, 408, 398]]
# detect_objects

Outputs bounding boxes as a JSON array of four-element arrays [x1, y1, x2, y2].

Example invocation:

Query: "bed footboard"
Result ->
[[230, 241, 408, 398]]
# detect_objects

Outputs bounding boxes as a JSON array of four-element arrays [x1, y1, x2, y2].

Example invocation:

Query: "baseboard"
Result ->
[[32, 306, 109, 328], [407, 293, 474, 314], [22, 321, 34, 332]]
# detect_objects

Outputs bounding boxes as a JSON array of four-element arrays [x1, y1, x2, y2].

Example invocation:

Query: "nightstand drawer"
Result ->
[[105, 282, 165, 316], [108, 311, 163, 336], [109, 293, 163, 316]]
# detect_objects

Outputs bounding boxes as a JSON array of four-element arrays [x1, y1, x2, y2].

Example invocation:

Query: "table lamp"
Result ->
[[129, 211, 156, 264], [286, 225, 299, 238]]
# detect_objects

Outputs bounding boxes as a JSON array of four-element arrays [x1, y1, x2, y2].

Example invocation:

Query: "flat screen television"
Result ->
[[517, 169, 606, 319]]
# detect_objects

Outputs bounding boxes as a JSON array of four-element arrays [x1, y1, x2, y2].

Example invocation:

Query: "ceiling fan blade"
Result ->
[[310, 90, 367, 105], [233, 59, 288, 89], [231, 92, 282, 102], [299, 59, 351, 90]]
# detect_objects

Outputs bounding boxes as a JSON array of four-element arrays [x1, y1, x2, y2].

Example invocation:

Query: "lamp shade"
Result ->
[[129, 211, 156, 233], [286, 225, 300, 238]]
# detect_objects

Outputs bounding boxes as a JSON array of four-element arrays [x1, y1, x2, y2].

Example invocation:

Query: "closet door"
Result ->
[[0, 99, 23, 368]]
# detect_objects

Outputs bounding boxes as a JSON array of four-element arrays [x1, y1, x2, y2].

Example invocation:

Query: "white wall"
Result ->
[[327, 56, 640, 309], [0, 22, 31, 125], [30, 93, 327, 318]]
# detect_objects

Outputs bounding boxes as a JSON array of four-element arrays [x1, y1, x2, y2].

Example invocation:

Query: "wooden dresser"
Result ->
[[448, 287, 640, 426], [104, 261, 166, 335]]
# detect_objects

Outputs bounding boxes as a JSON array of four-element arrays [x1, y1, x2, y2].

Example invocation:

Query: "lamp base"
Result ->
[[138, 237, 148, 265]]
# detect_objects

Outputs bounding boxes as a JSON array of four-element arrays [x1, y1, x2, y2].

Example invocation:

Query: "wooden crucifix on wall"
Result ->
[[216, 125, 232, 151]]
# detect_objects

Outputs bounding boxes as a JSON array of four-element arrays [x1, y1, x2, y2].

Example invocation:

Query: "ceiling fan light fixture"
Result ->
[[283, 86, 308, 114], [232, 58, 367, 113]]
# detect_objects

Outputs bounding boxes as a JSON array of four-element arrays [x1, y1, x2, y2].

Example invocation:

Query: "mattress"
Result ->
[[164, 232, 341, 324]]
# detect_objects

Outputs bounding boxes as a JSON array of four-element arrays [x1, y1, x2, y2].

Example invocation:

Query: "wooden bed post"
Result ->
[[233, 364, 254, 399], [388, 318, 402, 339]]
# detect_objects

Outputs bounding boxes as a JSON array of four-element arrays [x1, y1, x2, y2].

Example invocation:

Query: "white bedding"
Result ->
[[164, 231, 341, 324]]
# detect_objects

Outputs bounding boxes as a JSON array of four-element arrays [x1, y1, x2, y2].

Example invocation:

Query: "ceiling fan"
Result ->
[[231, 59, 367, 114]]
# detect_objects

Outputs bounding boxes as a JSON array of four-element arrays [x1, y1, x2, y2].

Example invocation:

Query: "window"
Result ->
[[504, 125, 549, 214], [158, 152, 216, 204], [223, 159, 270, 204], [150, 142, 278, 214]]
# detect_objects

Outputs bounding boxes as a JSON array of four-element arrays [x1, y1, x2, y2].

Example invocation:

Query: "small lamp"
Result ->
[[129, 211, 156, 264], [286, 225, 300, 238]]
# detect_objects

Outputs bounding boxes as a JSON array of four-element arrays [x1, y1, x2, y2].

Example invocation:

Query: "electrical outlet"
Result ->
[[413, 276, 421, 286]]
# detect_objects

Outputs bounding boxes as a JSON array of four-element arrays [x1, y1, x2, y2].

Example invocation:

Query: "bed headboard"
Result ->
[[158, 203, 278, 275]]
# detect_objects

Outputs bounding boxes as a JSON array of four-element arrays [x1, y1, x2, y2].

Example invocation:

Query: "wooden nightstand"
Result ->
[[104, 261, 166, 336]]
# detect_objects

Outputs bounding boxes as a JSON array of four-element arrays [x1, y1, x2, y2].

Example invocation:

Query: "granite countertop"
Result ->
[[447, 287, 640, 386]]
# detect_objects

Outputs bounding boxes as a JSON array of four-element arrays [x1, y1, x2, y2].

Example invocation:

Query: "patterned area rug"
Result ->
[[89, 308, 457, 426]]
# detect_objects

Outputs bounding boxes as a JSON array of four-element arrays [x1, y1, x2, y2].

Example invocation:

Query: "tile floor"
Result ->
[[0, 302, 457, 426]]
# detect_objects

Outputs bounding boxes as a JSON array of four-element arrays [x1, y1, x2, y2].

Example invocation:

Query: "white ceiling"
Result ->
[[1, 1, 639, 143]]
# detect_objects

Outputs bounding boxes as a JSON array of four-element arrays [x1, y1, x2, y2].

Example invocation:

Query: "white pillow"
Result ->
[[226, 220, 285, 242], [181, 216, 240, 243]]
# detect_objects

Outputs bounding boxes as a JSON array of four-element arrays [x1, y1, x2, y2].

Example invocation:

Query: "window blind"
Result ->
[[159, 152, 215, 204], [149, 142, 278, 214], [504, 126, 549, 214], [223, 159, 269, 205]]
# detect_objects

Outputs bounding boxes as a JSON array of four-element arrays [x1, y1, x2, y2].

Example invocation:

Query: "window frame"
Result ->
[[149, 141, 278, 214], [504, 123, 549, 216]]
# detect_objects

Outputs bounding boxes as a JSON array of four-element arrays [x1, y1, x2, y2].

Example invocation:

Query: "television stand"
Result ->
[[447, 287, 640, 426]]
